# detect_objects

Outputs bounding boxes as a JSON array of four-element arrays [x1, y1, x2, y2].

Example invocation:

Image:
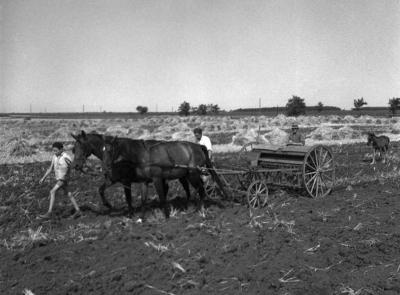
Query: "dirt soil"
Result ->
[[1, 149, 400, 295]]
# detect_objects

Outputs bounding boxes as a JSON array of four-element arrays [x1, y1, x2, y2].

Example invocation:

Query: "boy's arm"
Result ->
[[39, 160, 54, 183]]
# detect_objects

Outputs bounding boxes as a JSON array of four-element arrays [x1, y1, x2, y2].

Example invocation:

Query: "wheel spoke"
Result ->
[[252, 196, 259, 207], [319, 147, 327, 168], [320, 174, 329, 189], [305, 171, 318, 176], [309, 152, 318, 169], [322, 173, 333, 182], [320, 148, 328, 165], [306, 162, 316, 170], [314, 150, 320, 168], [249, 195, 256, 206], [321, 158, 333, 169], [310, 174, 318, 195], [306, 173, 317, 186]]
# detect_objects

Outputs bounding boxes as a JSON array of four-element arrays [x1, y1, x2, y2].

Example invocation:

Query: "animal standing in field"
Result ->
[[367, 132, 390, 164], [102, 137, 229, 218], [70, 131, 191, 216]]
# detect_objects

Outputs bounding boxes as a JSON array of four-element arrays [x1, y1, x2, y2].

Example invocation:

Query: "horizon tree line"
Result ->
[[136, 96, 400, 116]]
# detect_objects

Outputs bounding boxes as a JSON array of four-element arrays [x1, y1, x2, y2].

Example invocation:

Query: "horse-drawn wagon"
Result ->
[[205, 144, 335, 208], [71, 131, 335, 217]]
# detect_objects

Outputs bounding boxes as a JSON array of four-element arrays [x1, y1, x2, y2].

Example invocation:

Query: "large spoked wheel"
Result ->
[[205, 180, 220, 200], [303, 145, 335, 198], [246, 180, 269, 208]]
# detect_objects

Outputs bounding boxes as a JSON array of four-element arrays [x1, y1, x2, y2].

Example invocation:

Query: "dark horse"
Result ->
[[71, 131, 192, 216], [367, 132, 390, 164], [102, 137, 229, 218]]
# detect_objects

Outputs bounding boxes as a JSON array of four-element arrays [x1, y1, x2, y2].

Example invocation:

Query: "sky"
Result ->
[[1, 0, 400, 113]]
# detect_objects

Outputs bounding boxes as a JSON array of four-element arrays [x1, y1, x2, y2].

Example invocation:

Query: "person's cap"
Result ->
[[291, 124, 299, 129]]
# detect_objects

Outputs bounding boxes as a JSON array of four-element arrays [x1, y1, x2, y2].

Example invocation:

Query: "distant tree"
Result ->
[[388, 97, 400, 115], [286, 95, 306, 116], [353, 97, 367, 110], [136, 105, 148, 114], [317, 102, 324, 113], [178, 101, 191, 116], [196, 104, 207, 115], [207, 104, 220, 114]]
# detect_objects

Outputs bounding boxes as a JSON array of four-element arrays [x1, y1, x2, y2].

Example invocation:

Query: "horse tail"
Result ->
[[199, 145, 230, 200]]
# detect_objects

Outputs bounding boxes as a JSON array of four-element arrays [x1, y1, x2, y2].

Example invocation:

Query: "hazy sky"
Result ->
[[1, 0, 400, 112]]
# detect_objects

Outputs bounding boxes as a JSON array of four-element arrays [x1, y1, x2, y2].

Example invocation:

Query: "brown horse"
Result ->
[[102, 137, 228, 218], [367, 132, 390, 164], [70, 131, 191, 216]]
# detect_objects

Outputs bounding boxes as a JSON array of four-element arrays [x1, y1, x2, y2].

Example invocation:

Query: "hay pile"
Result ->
[[262, 127, 289, 146], [4, 137, 37, 157]]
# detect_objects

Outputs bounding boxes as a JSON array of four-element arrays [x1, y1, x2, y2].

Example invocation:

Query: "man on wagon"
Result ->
[[287, 123, 305, 146]]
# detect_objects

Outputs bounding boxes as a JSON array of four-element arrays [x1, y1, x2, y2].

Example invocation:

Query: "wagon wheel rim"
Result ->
[[303, 145, 335, 198], [246, 180, 269, 208]]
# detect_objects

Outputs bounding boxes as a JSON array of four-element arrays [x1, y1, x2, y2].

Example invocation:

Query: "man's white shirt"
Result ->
[[197, 135, 212, 151]]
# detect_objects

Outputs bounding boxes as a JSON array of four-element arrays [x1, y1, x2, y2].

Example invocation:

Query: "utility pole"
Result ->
[[82, 104, 85, 112], [30, 103, 32, 113]]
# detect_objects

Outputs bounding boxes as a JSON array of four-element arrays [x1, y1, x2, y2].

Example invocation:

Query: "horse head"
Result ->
[[71, 130, 94, 171], [366, 132, 375, 146]]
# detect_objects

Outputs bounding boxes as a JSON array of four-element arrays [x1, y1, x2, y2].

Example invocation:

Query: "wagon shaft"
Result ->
[[246, 144, 335, 198]]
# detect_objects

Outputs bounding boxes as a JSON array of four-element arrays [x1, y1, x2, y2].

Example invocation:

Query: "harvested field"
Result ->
[[1, 140, 400, 294]]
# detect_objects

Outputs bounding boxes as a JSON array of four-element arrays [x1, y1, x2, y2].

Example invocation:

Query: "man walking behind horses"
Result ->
[[193, 127, 213, 160]]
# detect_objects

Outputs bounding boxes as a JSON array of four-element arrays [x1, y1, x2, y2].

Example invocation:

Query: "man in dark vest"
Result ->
[[288, 124, 305, 146]]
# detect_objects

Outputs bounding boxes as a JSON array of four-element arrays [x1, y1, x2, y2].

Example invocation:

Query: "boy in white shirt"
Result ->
[[38, 142, 81, 219]]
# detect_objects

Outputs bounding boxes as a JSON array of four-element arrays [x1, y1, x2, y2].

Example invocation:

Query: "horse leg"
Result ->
[[123, 182, 134, 217], [371, 149, 376, 165], [98, 182, 113, 211], [382, 147, 387, 164], [178, 178, 191, 209], [140, 182, 149, 221], [187, 173, 207, 212], [153, 178, 170, 219]]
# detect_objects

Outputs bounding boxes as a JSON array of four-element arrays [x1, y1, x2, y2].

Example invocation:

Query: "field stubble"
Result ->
[[1, 140, 400, 294]]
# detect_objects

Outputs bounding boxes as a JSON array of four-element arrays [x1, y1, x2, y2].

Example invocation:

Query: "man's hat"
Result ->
[[291, 124, 299, 129]]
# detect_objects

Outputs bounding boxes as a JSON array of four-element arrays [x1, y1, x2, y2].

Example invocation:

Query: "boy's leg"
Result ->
[[38, 182, 61, 218], [48, 182, 63, 213], [68, 192, 81, 213], [62, 182, 80, 213]]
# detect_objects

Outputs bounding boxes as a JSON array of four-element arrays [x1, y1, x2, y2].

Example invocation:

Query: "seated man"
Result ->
[[287, 124, 305, 146]]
